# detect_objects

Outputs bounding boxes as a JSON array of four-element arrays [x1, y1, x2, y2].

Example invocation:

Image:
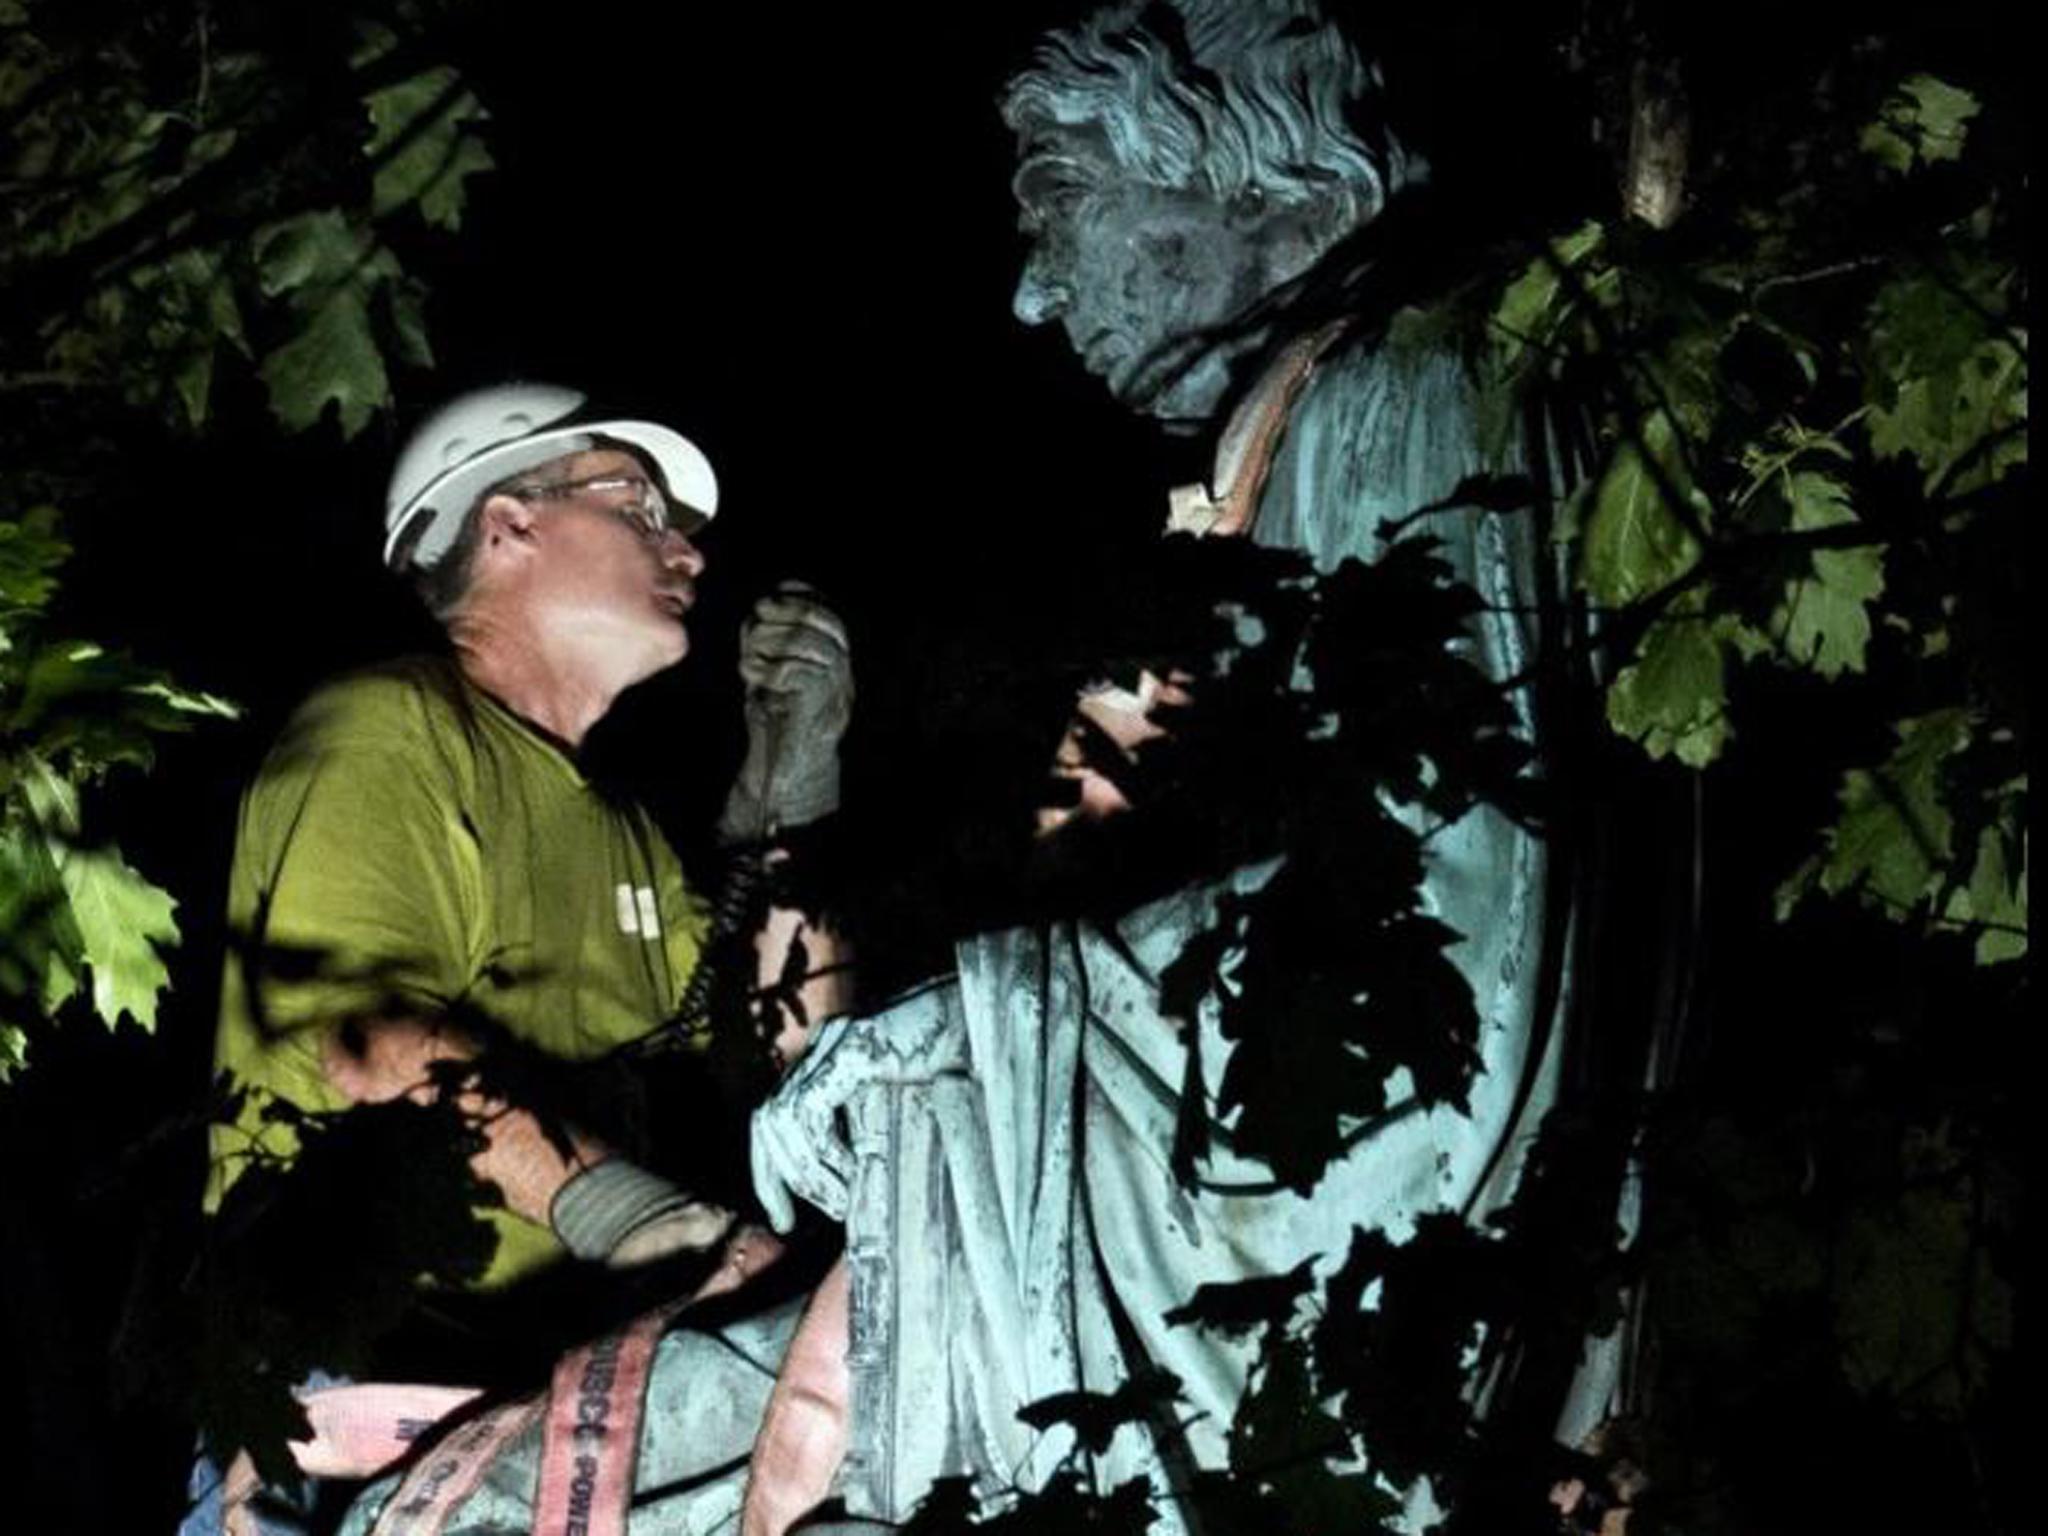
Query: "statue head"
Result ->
[[1002, 0, 1414, 423]]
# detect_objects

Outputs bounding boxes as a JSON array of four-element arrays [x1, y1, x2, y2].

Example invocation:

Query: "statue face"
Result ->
[[1011, 131, 1288, 423]]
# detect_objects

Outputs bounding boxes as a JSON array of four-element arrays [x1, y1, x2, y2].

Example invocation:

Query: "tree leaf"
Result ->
[[1489, 221, 1605, 377], [0, 794, 84, 1030], [1604, 593, 1734, 767], [1868, 271, 1994, 385], [1867, 337, 2026, 493], [1229, 1329, 1398, 1532], [0, 506, 70, 624], [1780, 709, 1971, 920], [1942, 817, 2027, 965], [1769, 470, 1884, 678], [161, 248, 251, 429], [1860, 75, 1980, 173], [1579, 411, 1705, 606], [54, 842, 179, 1030], [255, 211, 402, 437], [1163, 1260, 1318, 1340], [7, 639, 237, 776], [6, 750, 179, 1033], [1015, 1367, 1184, 1457], [365, 67, 495, 231]]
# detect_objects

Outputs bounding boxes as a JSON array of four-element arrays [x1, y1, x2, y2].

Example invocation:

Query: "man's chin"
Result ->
[[622, 626, 689, 685]]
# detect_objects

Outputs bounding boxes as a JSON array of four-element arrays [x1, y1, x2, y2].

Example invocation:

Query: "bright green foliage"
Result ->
[[1, 4, 489, 1080], [1477, 65, 2022, 961], [1, 551, 236, 1075], [1481, 220, 1607, 456], [0, 760, 178, 1076], [1863, 255, 2026, 491], [1776, 709, 2024, 965], [59, 845, 181, 1029]]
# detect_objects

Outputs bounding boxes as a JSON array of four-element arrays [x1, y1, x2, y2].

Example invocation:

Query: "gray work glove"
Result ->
[[717, 584, 853, 845], [550, 1158, 734, 1269]]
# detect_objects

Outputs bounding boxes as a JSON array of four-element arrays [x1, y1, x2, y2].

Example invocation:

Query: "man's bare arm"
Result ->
[[320, 1017, 732, 1263]]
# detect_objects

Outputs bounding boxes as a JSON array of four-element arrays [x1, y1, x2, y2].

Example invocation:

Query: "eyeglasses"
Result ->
[[507, 473, 672, 541]]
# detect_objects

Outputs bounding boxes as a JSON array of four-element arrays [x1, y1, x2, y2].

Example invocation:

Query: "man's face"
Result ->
[[516, 447, 704, 680], [1011, 128, 1280, 423]]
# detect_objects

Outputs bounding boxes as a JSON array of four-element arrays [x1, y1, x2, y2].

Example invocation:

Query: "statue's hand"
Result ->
[[750, 997, 964, 1231], [718, 584, 853, 844], [1036, 668, 1193, 836], [751, 1013, 860, 1231]]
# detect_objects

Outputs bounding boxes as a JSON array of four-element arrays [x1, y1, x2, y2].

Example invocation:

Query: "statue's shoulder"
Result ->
[[1312, 321, 1477, 411]]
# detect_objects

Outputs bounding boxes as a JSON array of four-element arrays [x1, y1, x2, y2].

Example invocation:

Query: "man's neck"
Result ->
[[448, 614, 618, 750]]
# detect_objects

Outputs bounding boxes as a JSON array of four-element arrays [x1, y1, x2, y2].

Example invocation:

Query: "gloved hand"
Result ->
[[718, 583, 854, 844], [550, 1158, 735, 1269]]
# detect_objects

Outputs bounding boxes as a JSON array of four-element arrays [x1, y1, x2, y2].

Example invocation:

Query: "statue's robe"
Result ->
[[804, 334, 1603, 1525]]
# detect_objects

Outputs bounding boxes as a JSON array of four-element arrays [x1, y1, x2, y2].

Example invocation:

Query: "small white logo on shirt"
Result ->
[[615, 883, 662, 939]]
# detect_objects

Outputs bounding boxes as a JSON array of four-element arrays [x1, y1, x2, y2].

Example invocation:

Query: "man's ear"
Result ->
[[477, 492, 539, 555]]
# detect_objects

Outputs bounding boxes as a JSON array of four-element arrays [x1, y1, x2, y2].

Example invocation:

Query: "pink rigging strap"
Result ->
[[364, 1296, 685, 1536], [368, 1395, 545, 1536], [528, 1298, 689, 1536]]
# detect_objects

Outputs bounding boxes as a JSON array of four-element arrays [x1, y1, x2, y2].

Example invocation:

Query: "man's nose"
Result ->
[[1012, 259, 1071, 327], [659, 528, 705, 576]]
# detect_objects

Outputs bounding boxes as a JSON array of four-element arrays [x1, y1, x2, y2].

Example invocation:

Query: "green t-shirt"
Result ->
[[208, 656, 710, 1287]]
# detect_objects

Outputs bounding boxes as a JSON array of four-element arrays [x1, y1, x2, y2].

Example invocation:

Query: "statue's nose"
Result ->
[[1012, 260, 1071, 327]]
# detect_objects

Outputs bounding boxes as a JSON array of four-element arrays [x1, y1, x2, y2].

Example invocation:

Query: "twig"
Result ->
[[1752, 255, 1887, 297]]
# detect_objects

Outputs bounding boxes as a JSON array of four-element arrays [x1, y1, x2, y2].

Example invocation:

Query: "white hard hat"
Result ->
[[383, 381, 719, 570]]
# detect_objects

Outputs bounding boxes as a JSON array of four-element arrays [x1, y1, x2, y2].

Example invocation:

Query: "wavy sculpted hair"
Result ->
[[1000, 0, 1415, 232]]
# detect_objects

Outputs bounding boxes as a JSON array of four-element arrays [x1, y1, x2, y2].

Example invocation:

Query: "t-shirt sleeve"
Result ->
[[210, 680, 482, 1207], [231, 694, 479, 1046]]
